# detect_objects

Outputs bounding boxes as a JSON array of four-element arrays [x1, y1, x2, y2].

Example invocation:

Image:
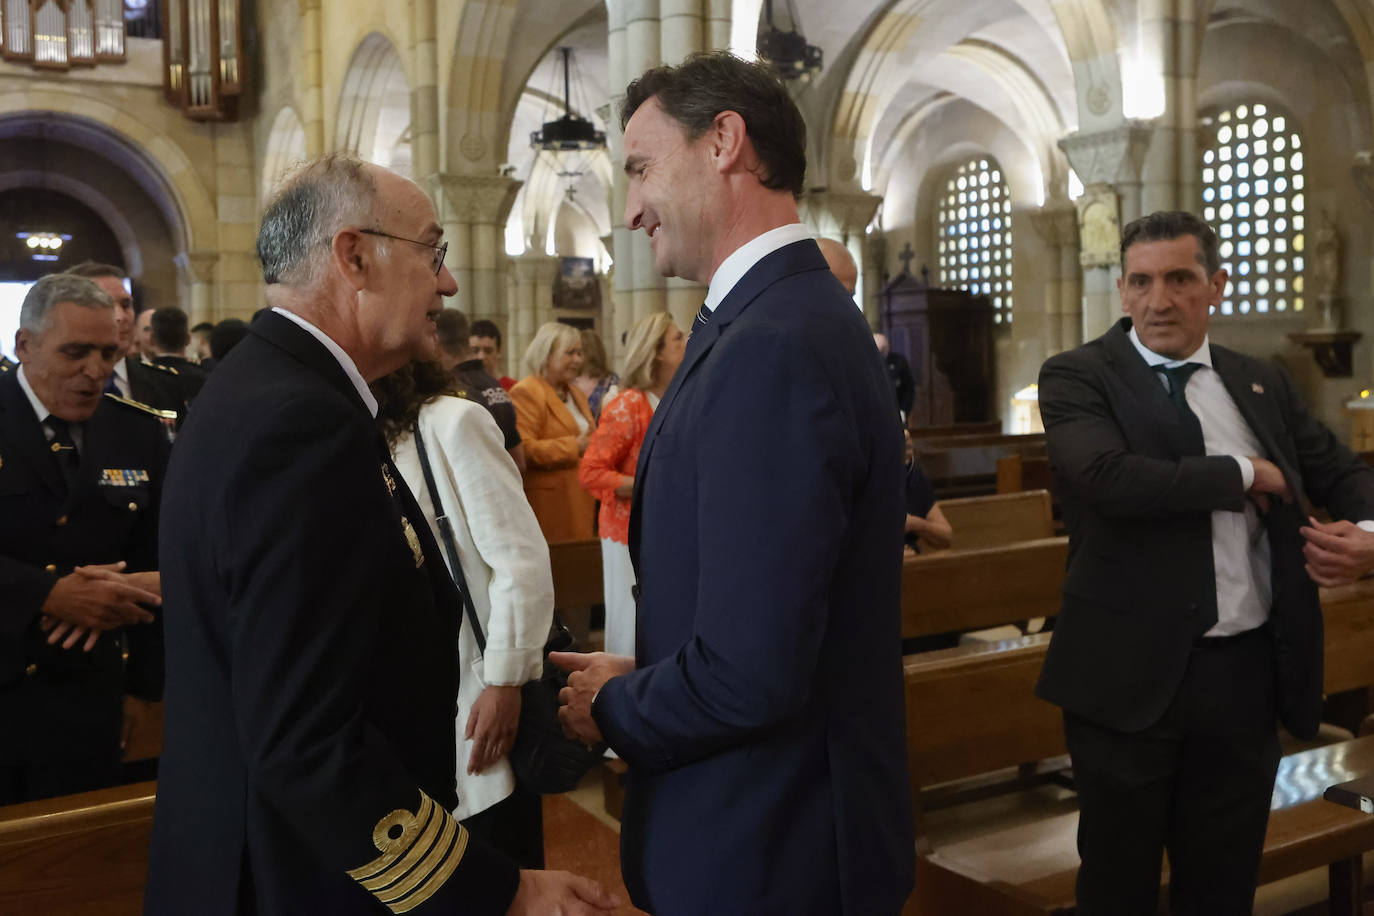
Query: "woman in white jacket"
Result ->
[[373, 360, 554, 867]]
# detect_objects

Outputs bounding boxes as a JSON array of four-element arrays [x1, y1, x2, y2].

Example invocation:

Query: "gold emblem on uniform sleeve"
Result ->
[[346, 791, 470, 914], [381, 463, 397, 495]]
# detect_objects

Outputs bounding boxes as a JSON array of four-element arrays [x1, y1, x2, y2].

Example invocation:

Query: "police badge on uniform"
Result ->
[[381, 462, 424, 567]]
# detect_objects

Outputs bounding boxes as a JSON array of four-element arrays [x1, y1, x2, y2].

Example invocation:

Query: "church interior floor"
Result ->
[[547, 759, 1374, 915]]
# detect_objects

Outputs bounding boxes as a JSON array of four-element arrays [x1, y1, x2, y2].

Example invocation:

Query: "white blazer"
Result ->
[[391, 394, 554, 818]]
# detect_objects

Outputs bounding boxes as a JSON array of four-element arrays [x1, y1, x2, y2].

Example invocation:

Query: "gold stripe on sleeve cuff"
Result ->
[[346, 791, 471, 913]]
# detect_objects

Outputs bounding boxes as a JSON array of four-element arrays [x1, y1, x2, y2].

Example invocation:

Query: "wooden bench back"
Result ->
[[0, 781, 156, 915], [935, 490, 1054, 550], [905, 634, 1061, 796], [996, 453, 1054, 495], [902, 536, 1067, 639], [548, 537, 603, 608]]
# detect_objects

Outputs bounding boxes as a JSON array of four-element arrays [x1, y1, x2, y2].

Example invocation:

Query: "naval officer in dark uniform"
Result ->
[[145, 155, 617, 915], [0, 273, 168, 805]]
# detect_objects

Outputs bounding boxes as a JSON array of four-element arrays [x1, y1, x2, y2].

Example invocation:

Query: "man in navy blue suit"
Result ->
[[553, 52, 914, 914]]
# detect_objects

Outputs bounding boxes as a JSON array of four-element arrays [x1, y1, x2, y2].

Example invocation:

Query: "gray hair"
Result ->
[[20, 274, 113, 334], [256, 153, 379, 288]]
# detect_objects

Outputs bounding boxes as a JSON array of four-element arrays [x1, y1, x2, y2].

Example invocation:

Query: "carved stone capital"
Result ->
[[800, 189, 883, 237], [1029, 198, 1080, 249], [175, 250, 219, 284], [1058, 121, 1155, 187], [507, 253, 560, 285], [431, 174, 522, 226]]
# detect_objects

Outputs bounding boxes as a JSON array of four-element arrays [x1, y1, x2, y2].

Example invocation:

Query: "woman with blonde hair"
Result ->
[[510, 321, 597, 543], [577, 312, 687, 655]]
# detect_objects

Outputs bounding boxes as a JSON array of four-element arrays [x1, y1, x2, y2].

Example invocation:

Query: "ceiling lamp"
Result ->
[[757, 0, 822, 81], [531, 47, 606, 154]]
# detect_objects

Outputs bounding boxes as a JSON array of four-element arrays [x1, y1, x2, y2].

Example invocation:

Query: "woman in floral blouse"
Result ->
[[577, 312, 686, 656]]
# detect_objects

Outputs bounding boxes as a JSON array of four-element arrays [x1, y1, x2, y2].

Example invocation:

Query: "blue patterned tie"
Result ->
[[693, 303, 712, 334]]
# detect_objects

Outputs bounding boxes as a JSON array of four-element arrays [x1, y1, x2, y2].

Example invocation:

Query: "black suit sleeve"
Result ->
[[221, 394, 517, 914], [1269, 365, 1374, 520], [1039, 353, 1247, 519], [123, 419, 170, 701]]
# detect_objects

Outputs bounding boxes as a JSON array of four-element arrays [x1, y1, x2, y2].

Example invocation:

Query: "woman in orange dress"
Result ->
[[577, 312, 687, 656], [510, 321, 597, 543]]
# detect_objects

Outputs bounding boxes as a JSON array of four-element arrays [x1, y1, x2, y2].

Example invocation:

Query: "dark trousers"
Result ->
[[460, 782, 545, 869], [1064, 627, 1281, 916]]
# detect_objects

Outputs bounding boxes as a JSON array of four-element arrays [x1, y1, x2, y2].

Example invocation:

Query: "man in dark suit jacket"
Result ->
[[553, 52, 914, 915], [64, 263, 187, 433], [145, 155, 615, 916], [0, 273, 166, 804], [1036, 210, 1374, 915], [147, 306, 210, 401]]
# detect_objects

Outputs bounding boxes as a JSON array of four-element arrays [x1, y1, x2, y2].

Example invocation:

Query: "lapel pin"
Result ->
[[1251, 383, 1264, 394]]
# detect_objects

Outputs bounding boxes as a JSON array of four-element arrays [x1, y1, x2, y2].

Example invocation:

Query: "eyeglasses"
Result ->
[[358, 228, 448, 276]]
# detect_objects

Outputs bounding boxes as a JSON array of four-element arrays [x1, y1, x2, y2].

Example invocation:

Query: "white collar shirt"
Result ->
[[272, 307, 378, 418], [1129, 327, 1269, 636], [703, 223, 813, 313], [17, 363, 85, 451]]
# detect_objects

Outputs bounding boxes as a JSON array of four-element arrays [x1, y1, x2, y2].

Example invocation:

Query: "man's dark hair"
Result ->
[[191, 321, 214, 336], [1120, 211, 1221, 276], [470, 319, 503, 348], [435, 309, 471, 358], [151, 306, 190, 353], [210, 318, 250, 361], [620, 51, 807, 199], [65, 261, 128, 281]]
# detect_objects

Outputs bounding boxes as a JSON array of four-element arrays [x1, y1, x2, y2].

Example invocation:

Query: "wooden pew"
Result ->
[[0, 781, 156, 915], [932, 490, 1054, 551], [905, 578, 1374, 915], [911, 432, 1047, 499], [995, 453, 1054, 495], [902, 537, 1067, 641], [548, 537, 604, 609]]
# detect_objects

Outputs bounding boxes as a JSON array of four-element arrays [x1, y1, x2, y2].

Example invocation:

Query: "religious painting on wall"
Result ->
[[553, 257, 601, 311]]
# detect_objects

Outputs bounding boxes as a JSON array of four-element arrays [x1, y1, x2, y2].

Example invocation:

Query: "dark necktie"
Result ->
[[1154, 363, 1205, 451], [104, 374, 119, 395], [45, 416, 80, 493]]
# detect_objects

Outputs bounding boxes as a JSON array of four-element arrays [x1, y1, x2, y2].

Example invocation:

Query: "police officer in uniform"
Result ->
[[0, 274, 170, 805]]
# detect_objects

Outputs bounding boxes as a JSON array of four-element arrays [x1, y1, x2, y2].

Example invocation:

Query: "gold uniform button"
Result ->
[[44, 564, 57, 574], [55, 515, 67, 527], [25, 664, 37, 677], [127, 501, 138, 512]]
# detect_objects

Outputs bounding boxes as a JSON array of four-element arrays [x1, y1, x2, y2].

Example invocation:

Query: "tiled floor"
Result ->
[[544, 767, 648, 915]]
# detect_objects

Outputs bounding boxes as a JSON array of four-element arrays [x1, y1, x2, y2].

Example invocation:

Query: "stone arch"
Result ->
[[261, 105, 307, 204], [0, 170, 145, 277], [0, 92, 217, 258], [335, 32, 412, 175]]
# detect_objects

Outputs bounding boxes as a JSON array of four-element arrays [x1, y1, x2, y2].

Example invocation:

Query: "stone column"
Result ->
[[409, 0, 440, 179], [1138, 0, 1202, 215], [508, 254, 560, 375], [177, 251, 219, 324], [432, 174, 522, 318], [1352, 152, 1374, 300], [299, 0, 325, 156], [800, 188, 882, 318], [1029, 198, 1082, 355], [1059, 122, 1154, 340]]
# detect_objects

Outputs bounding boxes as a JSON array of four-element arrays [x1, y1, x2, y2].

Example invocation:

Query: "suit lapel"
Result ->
[[251, 310, 374, 416], [0, 371, 65, 497], [1211, 347, 1297, 481], [629, 238, 828, 561]]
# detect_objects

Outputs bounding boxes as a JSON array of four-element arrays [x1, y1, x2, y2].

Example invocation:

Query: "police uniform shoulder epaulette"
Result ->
[[103, 392, 179, 419], [145, 361, 179, 375]]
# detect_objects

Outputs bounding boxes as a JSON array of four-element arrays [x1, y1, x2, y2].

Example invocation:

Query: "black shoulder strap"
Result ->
[[412, 420, 486, 654]]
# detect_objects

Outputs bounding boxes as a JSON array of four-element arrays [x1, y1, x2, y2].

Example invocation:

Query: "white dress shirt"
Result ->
[[1129, 329, 1269, 636], [111, 357, 132, 399], [703, 223, 814, 313], [271, 307, 378, 417]]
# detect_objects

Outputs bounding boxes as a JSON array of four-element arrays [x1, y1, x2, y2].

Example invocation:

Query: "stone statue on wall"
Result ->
[[1314, 211, 1342, 300]]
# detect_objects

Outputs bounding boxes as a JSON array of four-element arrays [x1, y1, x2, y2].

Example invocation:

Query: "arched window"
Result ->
[[936, 157, 1013, 324], [1201, 102, 1306, 316]]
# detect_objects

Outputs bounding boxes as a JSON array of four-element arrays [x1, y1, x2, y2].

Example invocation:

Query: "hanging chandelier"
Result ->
[[757, 0, 822, 81], [531, 47, 606, 154]]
